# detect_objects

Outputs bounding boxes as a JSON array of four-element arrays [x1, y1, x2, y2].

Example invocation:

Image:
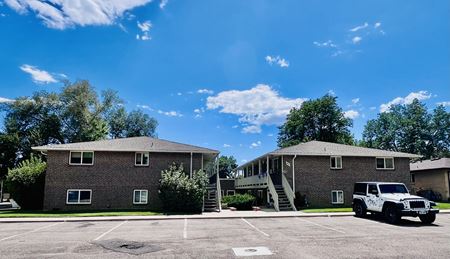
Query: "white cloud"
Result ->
[[265, 55, 289, 68], [241, 159, 248, 163], [369, 106, 376, 111], [136, 20, 151, 41], [207, 84, 306, 134], [232, 125, 239, 129], [249, 141, 261, 149], [137, 104, 152, 110], [436, 101, 450, 107], [313, 40, 337, 48], [19, 64, 58, 84], [197, 89, 214, 95], [194, 108, 201, 113], [5, 0, 151, 29], [158, 110, 183, 117], [223, 144, 231, 148], [380, 91, 432, 112], [0, 97, 14, 103], [159, 0, 168, 9], [327, 90, 336, 96], [352, 36, 362, 44], [267, 133, 274, 137], [242, 125, 262, 134], [344, 110, 360, 119], [351, 98, 360, 104], [349, 22, 369, 32], [374, 22, 381, 29]]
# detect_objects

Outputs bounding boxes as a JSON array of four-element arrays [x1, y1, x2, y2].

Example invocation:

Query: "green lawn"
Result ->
[[300, 202, 450, 213], [0, 210, 161, 218], [300, 207, 353, 213], [436, 202, 450, 210]]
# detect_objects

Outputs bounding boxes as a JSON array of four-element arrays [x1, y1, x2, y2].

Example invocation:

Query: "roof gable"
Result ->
[[410, 158, 450, 171]]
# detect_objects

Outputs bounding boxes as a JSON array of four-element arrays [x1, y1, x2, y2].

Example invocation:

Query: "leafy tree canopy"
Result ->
[[277, 94, 354, 147], [218, 155, 238, 178], [362, 99, 450, 159], [7, 155, 47, 186]]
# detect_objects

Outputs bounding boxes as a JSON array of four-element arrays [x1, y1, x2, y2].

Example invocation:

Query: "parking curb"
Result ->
[[1, 210, 448, 223]]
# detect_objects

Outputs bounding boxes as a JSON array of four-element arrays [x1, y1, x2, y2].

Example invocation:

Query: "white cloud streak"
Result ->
[[158, 110, 182, 117], [197, 89, 214, 95], [380, 91, 432, 112], [349, 22, 369, 32], [5, 0, 151, 29], [0, 97, 14, 103], [249, 141, 261, 149], [136, 20, 151, 40], [19, 64, 58, 84], [352, 36, 362, 44], [159, 0, 168, 9], [265, 55, 289, 68], [206, 84, 306, 134], [351, 98, 360, 104]]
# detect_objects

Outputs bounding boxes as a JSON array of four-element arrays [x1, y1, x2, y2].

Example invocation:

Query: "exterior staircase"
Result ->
[[203, 184, 218, 212], [274, 185, 294, 211]]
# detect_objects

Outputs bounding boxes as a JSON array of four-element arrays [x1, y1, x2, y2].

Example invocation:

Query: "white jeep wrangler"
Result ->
[[352, 182, 439, 224]]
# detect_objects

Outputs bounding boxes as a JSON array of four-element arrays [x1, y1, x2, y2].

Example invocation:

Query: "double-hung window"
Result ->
[[69, 151, 94, 165], [66, 189, 92, 204], [331, 190, 344, 204], [133, 190, 148, 204], [330, 156, 342, 169], [376, 157, 394, 170], [135, 152, 149, 166]]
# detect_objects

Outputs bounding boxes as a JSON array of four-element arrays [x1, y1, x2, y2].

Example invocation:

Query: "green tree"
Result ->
[[125, 110, 158, 137], [277, 94, 354, 147], [108, 106, 128, 138], [218, 155, 237, 178], [362, 99, 450, 159], [7, 156, 47, 186]]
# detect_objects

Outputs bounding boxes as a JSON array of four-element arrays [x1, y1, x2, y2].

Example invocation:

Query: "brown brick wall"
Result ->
[[282, 156, 411, 207], [43, 151, 204, 211]]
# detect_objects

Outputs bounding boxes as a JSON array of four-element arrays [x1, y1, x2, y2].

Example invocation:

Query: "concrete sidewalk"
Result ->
[[1, 209, 449, 223]]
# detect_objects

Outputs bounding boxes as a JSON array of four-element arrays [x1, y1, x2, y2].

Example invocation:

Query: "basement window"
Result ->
[[330, 156, 342, 169], [133, 190, 148, 204], [376, 157, 395, 170], [331, 190, 344, 204], [66, 189, 92, 204], [69, 151, 94, 165], [135, 152, 149, 166]]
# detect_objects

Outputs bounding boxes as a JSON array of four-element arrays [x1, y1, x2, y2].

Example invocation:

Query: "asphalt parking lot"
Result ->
[[1, 214, 450, 258]]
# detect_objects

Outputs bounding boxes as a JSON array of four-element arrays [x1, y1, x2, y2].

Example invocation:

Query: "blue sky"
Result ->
[[0, 0, 449, 164]]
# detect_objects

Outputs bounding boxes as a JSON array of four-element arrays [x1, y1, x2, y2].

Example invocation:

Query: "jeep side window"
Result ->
[[368, 184, 378, 195]]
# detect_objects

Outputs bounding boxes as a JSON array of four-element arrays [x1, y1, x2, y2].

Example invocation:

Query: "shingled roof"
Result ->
[[410, 158, 450, 172], [238, 141, 421, 169], [32, 136, 219, 154]]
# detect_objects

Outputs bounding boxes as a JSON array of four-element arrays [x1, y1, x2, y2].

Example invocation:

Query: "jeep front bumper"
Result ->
[[400, 209, 439, 217]]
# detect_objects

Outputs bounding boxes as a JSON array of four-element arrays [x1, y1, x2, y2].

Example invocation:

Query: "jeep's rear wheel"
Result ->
[[384, 206, 401, 224], [419, 213, 436, 224], [353, 202, 366, 218]]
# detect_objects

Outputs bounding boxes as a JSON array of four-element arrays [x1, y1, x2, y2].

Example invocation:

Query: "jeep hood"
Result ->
[[382, 193, 425, 200]]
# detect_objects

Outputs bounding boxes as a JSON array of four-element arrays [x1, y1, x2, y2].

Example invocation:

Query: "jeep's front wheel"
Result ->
[[353, 202, 366, 218], [419, 213, 436, 224], [384, 206, 401, 224]]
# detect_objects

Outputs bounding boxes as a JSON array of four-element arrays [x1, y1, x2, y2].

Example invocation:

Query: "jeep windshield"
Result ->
[[379, 184, 408, 194]]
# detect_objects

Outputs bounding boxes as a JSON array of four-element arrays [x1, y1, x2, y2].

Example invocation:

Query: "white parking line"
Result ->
[[0, 222, 64, 242], [93, 220, 127, 241], [296, 218, 346, 234], [241, 218, 270, 237], [183, 218, 188, 239]]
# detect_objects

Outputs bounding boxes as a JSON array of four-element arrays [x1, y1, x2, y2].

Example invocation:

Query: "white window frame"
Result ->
[[135, 152, 150, 166], [133, 189, 148, 204], [66, 189, 92, 204], [227, 190, 235, 196], [330, 156, 343, 169], [331, 190, 344, 204], [69, 151, 94, 165], [376, 157, 395, 170]]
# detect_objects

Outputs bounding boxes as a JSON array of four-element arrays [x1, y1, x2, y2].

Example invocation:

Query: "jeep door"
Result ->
[[366, 184, 381, 212]]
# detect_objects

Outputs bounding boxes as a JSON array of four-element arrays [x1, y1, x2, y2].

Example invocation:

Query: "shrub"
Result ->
[[158, 164, 207, 213], [6, 155, 47, 209], [222, 193, 256, 210]]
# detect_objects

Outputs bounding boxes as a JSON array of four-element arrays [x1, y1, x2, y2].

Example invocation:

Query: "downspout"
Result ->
[[190, 152, 193, 178], [292, 155, 297, 196]]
